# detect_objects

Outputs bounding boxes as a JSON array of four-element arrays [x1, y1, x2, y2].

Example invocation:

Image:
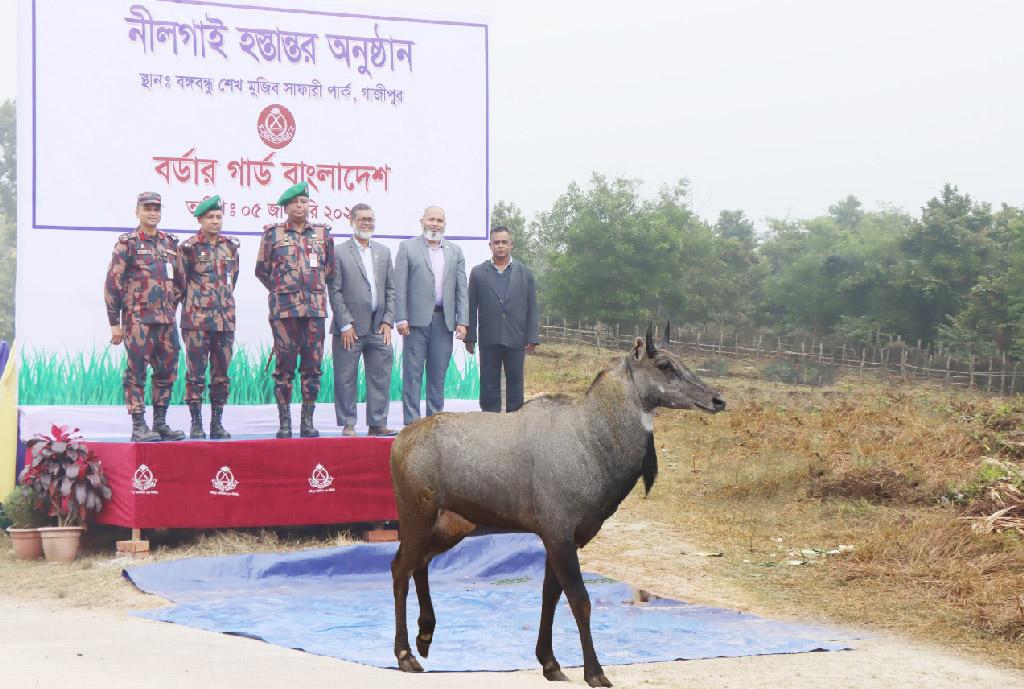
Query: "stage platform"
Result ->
[[21, 401, 481, 532]]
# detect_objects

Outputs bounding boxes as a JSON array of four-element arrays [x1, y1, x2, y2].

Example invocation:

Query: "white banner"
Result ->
[[17, 0, 490, 408]]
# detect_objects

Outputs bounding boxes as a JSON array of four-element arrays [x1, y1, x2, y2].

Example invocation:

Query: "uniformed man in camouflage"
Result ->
[[104, 191, 186, 442], [256, 182, 336, 438], [177, 195, 239, 440]]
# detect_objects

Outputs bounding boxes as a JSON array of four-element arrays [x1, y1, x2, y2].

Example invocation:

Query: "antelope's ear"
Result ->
[[633, 337, 645, 360]]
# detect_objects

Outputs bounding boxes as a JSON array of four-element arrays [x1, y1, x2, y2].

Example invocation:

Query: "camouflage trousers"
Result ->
[[123, 322, 180, 414], [270, 316, 325, 404], [183, 329, 235, 404]]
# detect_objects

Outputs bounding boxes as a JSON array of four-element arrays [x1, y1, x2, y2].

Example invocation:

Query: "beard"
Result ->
[[423, 229, 444, 242], [354, 228, 373, 240]]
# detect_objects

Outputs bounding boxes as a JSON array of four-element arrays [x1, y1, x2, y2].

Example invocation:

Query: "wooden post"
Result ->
[[969, 355, 976, 389], [987, 357, 994, 393], [1012, 361, 1020, 395], [945, 356, 951, 385]]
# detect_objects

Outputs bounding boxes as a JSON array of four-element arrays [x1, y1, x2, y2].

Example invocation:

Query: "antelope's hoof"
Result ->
[[416, 633, 432, 657], [543, 667, 569, 682], [585, 673, 612, 687], [397, 654, 424, 673]]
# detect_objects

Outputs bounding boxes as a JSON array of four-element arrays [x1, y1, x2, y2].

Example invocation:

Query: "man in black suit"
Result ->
[[464, 226, 539, 413]]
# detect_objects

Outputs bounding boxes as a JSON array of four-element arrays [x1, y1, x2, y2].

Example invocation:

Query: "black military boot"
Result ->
[[276, 403, 292, 439], [187, 402, 206, 439], [210, 403, 231, 440], [299, 401, 319, 438], [130, 412, 161, 443], [152, 405, 186, 441]]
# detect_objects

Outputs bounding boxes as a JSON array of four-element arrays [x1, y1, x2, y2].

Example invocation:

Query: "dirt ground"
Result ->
[[5, 514, 1023, 689]]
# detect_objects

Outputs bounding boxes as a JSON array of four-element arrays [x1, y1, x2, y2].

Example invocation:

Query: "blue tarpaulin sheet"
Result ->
[[124, 533, 854, 671]]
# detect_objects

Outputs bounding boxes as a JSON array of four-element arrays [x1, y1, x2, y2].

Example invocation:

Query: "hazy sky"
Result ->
[[3, 0, 1022, 229]]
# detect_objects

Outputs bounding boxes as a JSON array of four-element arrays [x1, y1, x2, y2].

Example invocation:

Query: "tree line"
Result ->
[[493, 174, 1024, 360]]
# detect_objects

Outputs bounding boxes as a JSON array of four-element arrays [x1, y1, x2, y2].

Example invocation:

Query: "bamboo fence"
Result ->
[[539, 319, 1023, 395]]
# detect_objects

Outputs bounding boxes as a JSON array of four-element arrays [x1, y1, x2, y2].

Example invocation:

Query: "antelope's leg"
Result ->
[[543, 537, 612, 688], [415, 508, 476, 658], [535, 555, 569, 682], [412, 566, 435, 657], [392, 526, 432, 673]]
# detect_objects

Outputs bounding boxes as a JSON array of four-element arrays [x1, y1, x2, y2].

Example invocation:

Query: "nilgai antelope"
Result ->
[[389, 323, 725, 687]]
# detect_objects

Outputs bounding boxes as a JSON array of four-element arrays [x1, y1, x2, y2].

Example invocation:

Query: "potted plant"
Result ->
[[3, 486, 49, 560], [19, 425, 113, 562]]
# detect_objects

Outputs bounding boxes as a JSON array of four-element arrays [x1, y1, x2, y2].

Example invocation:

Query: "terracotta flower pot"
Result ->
[[6, 527, 43, 560], [39, 526, 84, 563]]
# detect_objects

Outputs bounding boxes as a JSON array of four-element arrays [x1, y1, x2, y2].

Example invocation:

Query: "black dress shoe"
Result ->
[[368, 426, 399, 437]]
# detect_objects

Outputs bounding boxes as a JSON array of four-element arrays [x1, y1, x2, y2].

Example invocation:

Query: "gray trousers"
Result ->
[[402, 309, 453, 425], [332, 330, 394, 427]]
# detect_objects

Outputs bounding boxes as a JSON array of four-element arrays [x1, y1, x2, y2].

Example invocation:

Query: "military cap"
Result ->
[[193, 195, 223, 218], [277, 181, 310, 206], [137, 191, 162, 206]]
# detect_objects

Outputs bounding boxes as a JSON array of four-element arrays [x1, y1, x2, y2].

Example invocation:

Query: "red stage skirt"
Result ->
[[89, 437, 397, 529]]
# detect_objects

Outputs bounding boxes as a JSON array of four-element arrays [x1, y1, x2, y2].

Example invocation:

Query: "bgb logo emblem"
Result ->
[[210, 465, 240, 496], [132, 464, 158, 494], [257, 104, 296, 149], [308, 463, 335, 493]]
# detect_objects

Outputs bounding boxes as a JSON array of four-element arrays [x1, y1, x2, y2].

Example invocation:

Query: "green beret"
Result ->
[[193, 195, 223, 218], [277, 182, 310, 207]]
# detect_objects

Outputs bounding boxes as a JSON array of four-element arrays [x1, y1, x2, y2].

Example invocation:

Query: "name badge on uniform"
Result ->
[[309, 252, 319, 269], [166, 262, 174, 279]]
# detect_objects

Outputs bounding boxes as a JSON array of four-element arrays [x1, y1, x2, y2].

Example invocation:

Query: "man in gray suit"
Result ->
[[394, 206, 468, 425], [328, 203, 398, 436], [465, 226, 539, 413]]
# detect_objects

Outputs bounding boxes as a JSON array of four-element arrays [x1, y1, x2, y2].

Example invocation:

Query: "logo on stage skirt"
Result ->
[[132, 464, 159, 494], [210, 465, 240, 496], [308, 463, 335, 493]]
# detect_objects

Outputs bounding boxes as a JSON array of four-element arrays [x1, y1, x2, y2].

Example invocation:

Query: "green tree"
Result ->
[[713, 209, 764, 326], [758, 198, 910, 336], [535, 174, 727, 325], [939, 204, 1024, 357], [890, 184, 992, 342]]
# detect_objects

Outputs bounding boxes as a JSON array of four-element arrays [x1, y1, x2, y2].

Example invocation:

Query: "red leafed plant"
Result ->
[[18, 425, 113, 527]]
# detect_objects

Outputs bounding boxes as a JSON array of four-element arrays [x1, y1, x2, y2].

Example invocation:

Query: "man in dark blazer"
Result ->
[[394, 206, 469, 425], [465, 226, 539, 413], [328, 203, 398, 436]]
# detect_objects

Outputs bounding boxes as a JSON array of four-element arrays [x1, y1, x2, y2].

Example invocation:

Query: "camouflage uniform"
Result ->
[[177, 232, 240, 404], [104, 228, 182, 414], [255, 222, 335, 405]]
